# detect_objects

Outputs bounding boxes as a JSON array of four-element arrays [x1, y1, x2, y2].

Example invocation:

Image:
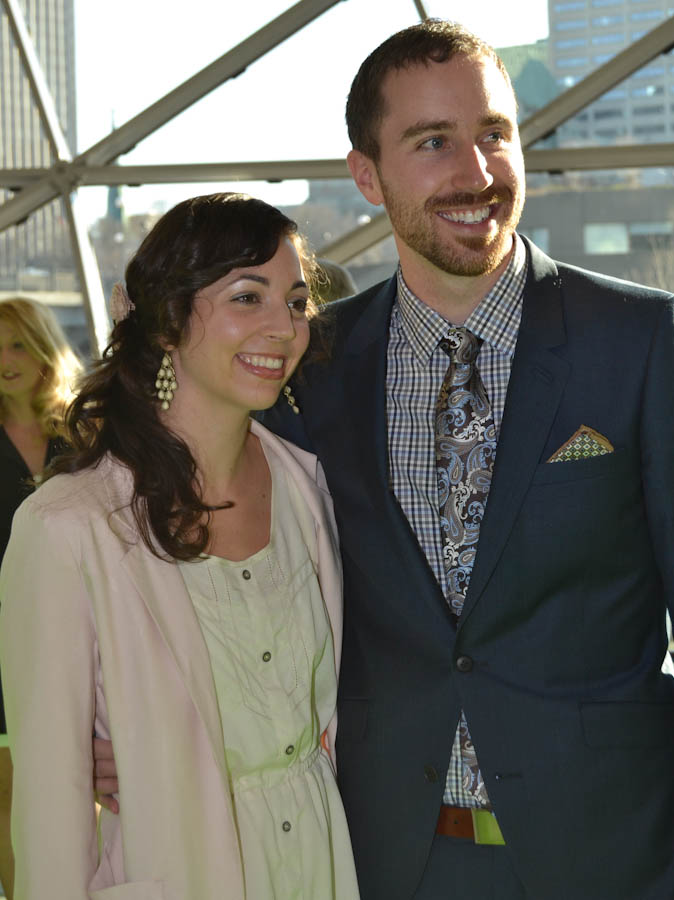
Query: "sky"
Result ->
[[73, 0, 549, 224]]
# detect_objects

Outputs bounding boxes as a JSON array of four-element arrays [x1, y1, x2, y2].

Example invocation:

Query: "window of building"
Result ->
[[632, 66, 665, 79], [632, 85, 665, 98], [590, 0, 619, 5], [633, 124, 666, 135], [591, 32, 624, 44], [554, 0, 586, 8], [594, 126, 628, 139], [591, 14, 624, 25], [594, 107, 624, 119], [629, 222, 674, 250], [584, 223, 629, 254], [555, 18, 587, 29], [632, 104, 665, 116], [556, 38, 587, 48], [602, 88, 628, 100], [558, 57, 589, 67], [521, 227, 550, 253], [630, 9, 664, 20]]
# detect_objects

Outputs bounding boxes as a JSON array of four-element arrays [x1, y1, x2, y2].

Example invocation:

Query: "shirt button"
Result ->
[[282, 821, 292, 832], [285, 744, 295, 755], [242, 570, 251, 580], [262, 651, 272, 662], [456, 655, 474, 673]]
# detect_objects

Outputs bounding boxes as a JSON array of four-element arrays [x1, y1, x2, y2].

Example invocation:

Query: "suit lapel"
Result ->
[[304, 279, 395, 506], [460, 242, 570, 624]]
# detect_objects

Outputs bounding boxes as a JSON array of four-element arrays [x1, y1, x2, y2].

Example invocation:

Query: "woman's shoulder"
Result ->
[[22, 454, 133, 523], [250, 418, 323, 486]]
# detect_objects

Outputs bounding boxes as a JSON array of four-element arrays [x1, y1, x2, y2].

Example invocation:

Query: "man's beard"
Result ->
[[380, 183, 524, 278]]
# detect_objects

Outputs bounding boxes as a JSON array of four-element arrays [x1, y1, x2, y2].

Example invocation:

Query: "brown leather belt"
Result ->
[[436, 805, 505, 845]]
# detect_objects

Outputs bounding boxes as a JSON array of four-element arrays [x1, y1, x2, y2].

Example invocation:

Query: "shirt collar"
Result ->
[[395, 233, 528, 365]]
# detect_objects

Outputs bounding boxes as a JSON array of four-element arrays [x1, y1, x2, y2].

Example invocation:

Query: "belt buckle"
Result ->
[[471, 808, 506, 846]]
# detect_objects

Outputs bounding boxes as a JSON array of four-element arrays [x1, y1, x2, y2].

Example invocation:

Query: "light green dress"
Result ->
[[179, 445, 360, 899]]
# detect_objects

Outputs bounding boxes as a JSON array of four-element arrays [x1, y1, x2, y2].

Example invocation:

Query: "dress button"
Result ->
[[423, 764, 439, 783], [242, 570, 251, 580], [262, 651, 272, 662], [456, 655, 473, 673], [282, 821, 292, 832], [285, 744, 295, 755]]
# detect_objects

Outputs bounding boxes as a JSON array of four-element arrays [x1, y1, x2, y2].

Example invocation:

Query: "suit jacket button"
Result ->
[[456, 655, 473, 673], [424, 764, 439, 783]]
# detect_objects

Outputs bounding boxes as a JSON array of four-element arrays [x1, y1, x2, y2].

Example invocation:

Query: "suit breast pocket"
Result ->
[[531, 447, 631, 486]]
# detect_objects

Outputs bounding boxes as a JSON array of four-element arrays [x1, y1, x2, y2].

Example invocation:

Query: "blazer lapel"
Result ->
[[460, 242, 571, 624], [104, 471, 230, 789]]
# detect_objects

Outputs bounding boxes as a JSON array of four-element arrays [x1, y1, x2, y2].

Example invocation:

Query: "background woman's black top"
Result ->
[[0, 426, 64, 732]]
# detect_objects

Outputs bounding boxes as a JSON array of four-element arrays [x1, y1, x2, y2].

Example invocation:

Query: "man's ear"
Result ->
[[347, 149, 385, 206]]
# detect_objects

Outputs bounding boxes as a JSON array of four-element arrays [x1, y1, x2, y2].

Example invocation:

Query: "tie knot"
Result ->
[[440, 328, 481, 365]]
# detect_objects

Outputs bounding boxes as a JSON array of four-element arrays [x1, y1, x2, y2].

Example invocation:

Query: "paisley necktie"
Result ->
[[435, 327, 496, 807]]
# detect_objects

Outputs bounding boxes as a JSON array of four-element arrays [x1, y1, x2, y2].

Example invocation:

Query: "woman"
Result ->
[[0, 297, 81, 900], [0, 194, 360, 899]]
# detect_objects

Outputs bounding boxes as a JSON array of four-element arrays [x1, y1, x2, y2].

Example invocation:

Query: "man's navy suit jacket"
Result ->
[[260, 238, 674, 899]]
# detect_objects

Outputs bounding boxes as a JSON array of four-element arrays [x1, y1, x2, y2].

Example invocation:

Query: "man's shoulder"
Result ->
[[554, 258, 673, 305], [322, 276, 396, 339]]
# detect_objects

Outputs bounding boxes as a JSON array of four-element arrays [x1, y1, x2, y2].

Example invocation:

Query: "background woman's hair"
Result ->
[[49, 192, 318, 561], [0, 297, 82, 437]]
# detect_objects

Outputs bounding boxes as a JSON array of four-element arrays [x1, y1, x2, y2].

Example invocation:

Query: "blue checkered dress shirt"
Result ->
[[386, 235, 528, 807]]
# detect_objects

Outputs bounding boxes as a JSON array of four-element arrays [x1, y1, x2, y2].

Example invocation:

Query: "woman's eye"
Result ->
[[288, 297, 308, 315], [11, 341, 25, 350], [231, 293, 259, 305]]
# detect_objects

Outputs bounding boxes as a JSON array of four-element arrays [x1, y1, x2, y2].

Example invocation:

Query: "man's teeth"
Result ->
[[441, 206, 491, 224], [240, 355, 283, 370]]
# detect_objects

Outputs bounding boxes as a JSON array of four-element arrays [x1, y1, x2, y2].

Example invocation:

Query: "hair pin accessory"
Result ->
[[110, 282, 136, 323]]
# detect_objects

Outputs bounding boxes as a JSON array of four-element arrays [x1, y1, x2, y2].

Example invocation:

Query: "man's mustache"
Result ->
[[426, 190, 511, 211]]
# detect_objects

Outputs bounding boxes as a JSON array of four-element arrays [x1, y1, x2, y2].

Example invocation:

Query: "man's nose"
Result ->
[[450, 144, 493, 194]]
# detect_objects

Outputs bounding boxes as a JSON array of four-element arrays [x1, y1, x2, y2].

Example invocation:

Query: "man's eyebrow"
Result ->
[[400, 113, 514, 142], [401, 119, 456, 141]]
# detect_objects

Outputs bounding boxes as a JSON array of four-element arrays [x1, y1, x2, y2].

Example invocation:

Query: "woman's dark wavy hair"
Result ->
[[49, 192, 317, 561]]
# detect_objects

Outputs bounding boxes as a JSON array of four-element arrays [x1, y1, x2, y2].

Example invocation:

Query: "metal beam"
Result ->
[[0, 160, 349, 188], [0, 0, 346, 230], [413, 0, 429, 19], [520, 16, 674, 147], [318, 211, 392, 263], [525, 143, 674, 172], [61, 191, 110, 356], [1, 0, 72, 161]]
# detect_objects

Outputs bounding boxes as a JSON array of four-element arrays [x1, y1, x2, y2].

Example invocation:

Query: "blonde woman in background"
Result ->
[[0, 297, 81, 900]]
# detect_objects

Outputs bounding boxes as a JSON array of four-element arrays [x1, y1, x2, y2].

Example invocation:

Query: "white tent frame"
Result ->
[[1, 0, 673, 352]]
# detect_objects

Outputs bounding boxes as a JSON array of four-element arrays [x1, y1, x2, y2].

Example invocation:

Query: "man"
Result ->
[[97, 20, 674, 899], [264, 19, 674, 899]]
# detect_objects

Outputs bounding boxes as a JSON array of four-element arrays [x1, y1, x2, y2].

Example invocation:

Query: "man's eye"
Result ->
[[288, 297, 308, 314], [485, 131, 505, 144], [420, 136, 445, 151], [12, 341, 25, 350]]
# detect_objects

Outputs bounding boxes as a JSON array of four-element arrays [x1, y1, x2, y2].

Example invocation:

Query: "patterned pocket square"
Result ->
[[547, 425, 614, 463]]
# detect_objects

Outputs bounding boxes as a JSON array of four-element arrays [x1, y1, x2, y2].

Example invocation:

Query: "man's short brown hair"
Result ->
[[345, 19, 514, 163]]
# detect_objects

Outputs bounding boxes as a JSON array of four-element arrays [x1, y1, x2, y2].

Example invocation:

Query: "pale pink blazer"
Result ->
[[0, 420, 344, 900]]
